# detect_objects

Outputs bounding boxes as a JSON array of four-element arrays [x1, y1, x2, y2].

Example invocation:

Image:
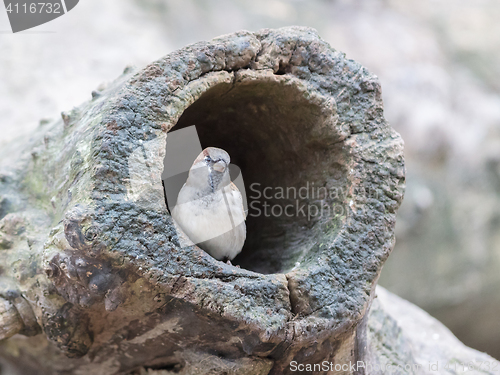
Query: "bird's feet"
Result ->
[[225, 259, 240, 268]]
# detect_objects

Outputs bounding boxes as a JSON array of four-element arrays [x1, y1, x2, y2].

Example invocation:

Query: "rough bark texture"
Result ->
[[0, 27, 405, 374]]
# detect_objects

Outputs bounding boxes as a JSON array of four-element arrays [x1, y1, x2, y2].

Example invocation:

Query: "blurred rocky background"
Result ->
[[1, 0, 499, 360]]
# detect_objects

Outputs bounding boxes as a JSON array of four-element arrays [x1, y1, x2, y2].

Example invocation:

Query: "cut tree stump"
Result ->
[[0, 27, 405, 374]]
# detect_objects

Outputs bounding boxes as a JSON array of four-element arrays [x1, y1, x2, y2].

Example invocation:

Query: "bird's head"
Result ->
[[189, 147, 231, 193]]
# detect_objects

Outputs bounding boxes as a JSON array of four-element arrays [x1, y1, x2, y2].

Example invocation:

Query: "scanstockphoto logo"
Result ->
[[3, 0, 79, 33], [248, 183, 351, 221]]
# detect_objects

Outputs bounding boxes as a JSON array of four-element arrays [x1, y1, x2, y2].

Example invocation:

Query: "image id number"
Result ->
[[6, 2, 61, 14]]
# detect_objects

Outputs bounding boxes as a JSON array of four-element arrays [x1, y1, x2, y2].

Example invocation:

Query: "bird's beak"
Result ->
[[212, 161, 226, 173]]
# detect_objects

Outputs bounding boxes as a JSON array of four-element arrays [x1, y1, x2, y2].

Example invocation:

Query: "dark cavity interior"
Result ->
[[168, 76, 348, 274]]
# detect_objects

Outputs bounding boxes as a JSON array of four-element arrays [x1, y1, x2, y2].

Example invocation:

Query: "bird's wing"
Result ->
[[229, 182, 247, 219]]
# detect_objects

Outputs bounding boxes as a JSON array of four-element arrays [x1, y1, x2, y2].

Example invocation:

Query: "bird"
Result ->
[[172, 147, 246, 261]]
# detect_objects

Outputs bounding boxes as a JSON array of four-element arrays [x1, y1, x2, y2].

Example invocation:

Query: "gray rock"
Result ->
[[367, 286, 500, 375]]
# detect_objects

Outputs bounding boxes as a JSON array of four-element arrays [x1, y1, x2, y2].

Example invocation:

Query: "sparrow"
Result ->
[[172, 147, 246, 261]]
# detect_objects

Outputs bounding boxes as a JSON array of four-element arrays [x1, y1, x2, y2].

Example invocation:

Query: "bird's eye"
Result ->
[[212, 161, 226, 173]]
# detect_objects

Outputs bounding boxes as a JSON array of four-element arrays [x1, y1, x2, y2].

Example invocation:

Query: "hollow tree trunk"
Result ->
[[0, 27, 405, 374]]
